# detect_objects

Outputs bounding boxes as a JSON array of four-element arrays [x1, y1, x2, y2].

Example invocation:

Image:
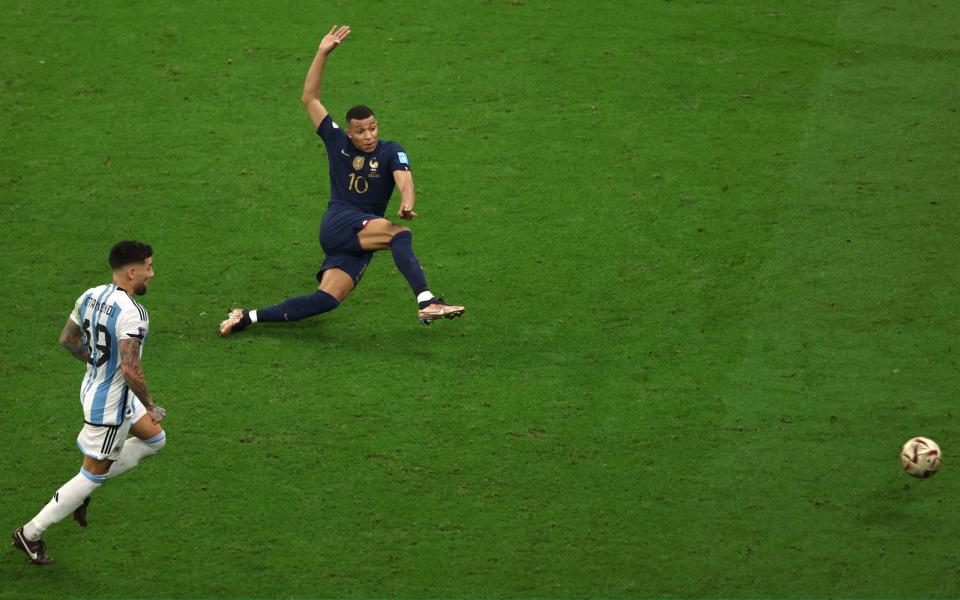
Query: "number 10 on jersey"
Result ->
[[347, 173, 368, 193]]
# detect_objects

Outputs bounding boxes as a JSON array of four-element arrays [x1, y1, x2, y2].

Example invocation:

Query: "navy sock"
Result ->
[[390, 230, 429, 297], [257, 291, 339, 322]]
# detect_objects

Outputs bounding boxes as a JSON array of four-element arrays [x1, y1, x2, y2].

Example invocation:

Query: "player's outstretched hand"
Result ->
[[319, 25, 351, 55], [398, 205, 418, 220]]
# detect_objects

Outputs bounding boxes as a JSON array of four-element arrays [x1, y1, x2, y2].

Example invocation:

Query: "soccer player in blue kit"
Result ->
[[220, 25, 464, 336]]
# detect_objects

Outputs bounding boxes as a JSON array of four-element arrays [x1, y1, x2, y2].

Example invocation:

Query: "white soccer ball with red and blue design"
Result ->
[[900, 437, 942, 478]]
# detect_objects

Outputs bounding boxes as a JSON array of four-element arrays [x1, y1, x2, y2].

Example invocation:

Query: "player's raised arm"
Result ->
[[302, 25, 351, 128]]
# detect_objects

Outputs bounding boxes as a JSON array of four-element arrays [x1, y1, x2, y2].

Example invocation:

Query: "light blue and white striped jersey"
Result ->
[[69, 284, 149, 426]]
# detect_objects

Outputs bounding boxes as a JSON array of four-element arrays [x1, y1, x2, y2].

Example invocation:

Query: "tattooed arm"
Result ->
[[59, 319, 90, 364], [119, 337, 163, 421]]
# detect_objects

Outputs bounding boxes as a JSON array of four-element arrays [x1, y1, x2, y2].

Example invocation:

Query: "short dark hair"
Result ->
[[109, 240, 153, 270], [345, 105, 375, 123]]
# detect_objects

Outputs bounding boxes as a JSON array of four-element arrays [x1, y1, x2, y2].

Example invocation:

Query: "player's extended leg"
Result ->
[[13, 455, 112, 565], [358, 219, 464, 324], [219, 269, 352, 336]]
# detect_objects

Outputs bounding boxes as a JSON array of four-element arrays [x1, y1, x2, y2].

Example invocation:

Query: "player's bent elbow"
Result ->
[[59, 326, 81, 350], [302, 94, 322, 109]]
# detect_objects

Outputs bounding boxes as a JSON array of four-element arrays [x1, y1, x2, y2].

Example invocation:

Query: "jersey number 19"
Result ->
[[83, 318, 113, 367]]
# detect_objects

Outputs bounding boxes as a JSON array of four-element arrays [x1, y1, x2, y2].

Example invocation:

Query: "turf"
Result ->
[[2, 1, 959, 598]]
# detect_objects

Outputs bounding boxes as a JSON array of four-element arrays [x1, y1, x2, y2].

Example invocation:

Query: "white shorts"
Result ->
[[76, 398, 148, 460]]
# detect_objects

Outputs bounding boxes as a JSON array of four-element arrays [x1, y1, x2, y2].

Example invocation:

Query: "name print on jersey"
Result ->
[[83, 297, 116, 316]]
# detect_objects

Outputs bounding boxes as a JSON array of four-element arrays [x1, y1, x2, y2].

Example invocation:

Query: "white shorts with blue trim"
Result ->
[[76, 397, 148, 460]]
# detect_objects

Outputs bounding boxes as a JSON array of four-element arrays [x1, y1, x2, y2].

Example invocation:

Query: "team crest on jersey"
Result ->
[[352, 156, 365, 171], [368, 159, 379, 178]]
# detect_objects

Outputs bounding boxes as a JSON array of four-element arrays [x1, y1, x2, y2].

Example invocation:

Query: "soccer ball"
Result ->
[[900, 437, 942, 478]]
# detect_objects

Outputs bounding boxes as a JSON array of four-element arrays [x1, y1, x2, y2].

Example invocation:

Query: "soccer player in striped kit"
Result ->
[[11, 241, 167, 565]]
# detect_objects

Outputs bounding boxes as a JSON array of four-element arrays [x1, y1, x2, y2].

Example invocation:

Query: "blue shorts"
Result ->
[[316, 208, 380, 285]]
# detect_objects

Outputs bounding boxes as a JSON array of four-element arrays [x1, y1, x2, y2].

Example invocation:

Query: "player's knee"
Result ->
[[390, 227, 412, 245], [314, 290, 340, 313], [144, 431, 166, 454]]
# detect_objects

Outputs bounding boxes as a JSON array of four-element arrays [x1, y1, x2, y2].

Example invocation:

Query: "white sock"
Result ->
[[25, 469, 104, 540], [417, 291, 434, 304], [106, 432, 166, 479], [250, 309, 259, 323]]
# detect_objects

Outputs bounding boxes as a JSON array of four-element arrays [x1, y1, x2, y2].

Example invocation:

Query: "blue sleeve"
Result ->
[[386, 143, 411, 172], [316, 114, 341, 145]]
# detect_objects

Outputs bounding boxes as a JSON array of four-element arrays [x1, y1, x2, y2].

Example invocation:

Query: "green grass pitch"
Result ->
[[2, 1, 959, 598]]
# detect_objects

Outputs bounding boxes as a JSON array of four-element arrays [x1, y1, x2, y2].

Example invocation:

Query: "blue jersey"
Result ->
[[317, 115, 411, 216]]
